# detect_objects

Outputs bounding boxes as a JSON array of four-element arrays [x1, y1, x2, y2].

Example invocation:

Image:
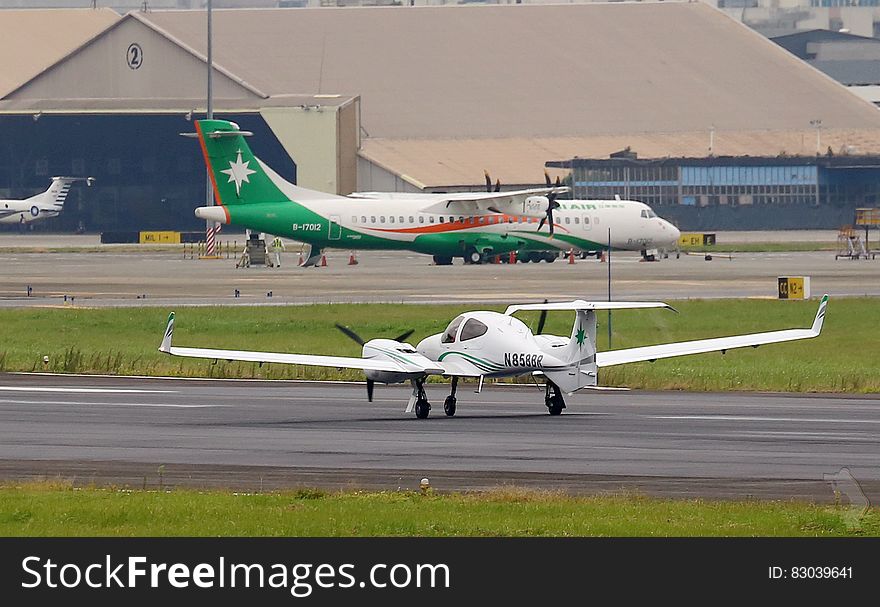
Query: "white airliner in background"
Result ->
[[190, 119, 679, 265], [0, 176, 93, 226]]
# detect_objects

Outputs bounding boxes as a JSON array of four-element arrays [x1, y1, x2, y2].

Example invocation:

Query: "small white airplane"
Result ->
[[0, 176, 94, 226], [159, 295, 828, 419]]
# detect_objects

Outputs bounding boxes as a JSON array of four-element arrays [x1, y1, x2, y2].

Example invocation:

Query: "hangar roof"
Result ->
[[140, 2, 880, 139], [361, 128, 880, 189], [0, 8, 120, 98]]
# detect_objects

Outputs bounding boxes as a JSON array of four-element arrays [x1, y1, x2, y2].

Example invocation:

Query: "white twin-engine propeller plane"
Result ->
[[159, 295, 827, 419]]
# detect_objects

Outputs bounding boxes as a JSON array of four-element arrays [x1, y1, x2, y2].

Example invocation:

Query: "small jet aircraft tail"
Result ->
[[25, 176, 93, 218]]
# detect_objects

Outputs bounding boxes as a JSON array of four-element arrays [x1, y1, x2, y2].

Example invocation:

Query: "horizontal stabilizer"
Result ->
[[505, 300, 676, 315]]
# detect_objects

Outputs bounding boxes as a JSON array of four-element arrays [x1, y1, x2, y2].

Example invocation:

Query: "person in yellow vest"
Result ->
[[271, 236, 285, 268]]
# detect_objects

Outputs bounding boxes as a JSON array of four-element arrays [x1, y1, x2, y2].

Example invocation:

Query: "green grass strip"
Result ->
[[0, 483, 876, 537], [0, 297, 876, 392]]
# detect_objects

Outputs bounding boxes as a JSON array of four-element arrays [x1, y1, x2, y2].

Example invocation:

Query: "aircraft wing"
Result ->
[[164, 345, 414, 372], [421, 187, 569, 216], [596, 295, 827, 368], [158, 313, 435, 374]]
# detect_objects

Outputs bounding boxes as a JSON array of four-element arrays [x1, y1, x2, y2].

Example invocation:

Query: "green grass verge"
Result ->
[[0, 297, 876, 392], [0, 484, 876, 537]]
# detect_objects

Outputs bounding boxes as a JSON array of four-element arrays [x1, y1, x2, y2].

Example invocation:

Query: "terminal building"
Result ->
[[2, 2, 880, 232]]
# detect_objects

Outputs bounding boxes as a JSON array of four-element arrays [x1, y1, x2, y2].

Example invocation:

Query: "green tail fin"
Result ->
[[195, 119, 287, 205]]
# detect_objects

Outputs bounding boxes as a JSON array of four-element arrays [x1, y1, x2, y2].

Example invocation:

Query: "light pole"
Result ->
[[205, 0, 216, 256]]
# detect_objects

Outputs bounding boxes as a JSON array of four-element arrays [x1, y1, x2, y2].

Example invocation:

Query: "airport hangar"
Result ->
[[2, 2, 880, 234]]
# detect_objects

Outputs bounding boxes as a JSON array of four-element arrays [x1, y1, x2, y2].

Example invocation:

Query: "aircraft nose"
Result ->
[[660, 220, 680, 245]]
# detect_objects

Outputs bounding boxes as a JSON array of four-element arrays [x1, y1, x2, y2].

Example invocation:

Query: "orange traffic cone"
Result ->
[[348, 252, 358, 265], [568, 249, 575, 264], [508, 251, 517, 264], [493, 255, 501, 264], [320, 254, 327, 267]]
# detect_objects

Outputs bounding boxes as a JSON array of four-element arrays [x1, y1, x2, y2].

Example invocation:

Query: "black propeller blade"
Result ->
[[393, 329, 415, 343], [484, 170, 502, 193], [538, 173, 562, 236], [366, 379, 375, 402], [535, 299, 549, 335], [334, 323, 365, 346]]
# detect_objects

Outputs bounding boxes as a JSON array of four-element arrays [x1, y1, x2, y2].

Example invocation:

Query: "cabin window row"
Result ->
[[348, 215, 545, 225]]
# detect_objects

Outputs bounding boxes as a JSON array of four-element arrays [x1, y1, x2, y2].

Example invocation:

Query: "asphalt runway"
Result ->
[[0, 240, 877, 307], [1, 373, 877, 502]]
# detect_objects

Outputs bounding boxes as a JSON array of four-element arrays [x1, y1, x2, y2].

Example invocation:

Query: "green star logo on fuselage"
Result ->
[[576, 325, 586, 348]]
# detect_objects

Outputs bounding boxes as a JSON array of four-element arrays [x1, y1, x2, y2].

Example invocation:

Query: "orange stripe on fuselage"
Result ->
[[369, 215, 568, 235], [195, 121, 229, 222]]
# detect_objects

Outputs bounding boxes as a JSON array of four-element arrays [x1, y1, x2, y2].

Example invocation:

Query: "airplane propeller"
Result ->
[[535, 299, 549, 335], [483, 170, 501, 193], [538, 171, 562, 236], [334, 323, 415, 402]]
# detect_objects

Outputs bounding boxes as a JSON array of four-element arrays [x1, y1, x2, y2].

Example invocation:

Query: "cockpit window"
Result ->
[[459, 319, 488, 341], [441, 315, 465, 343], [640, 210, 648, 218], [641, 208, 657, 219]]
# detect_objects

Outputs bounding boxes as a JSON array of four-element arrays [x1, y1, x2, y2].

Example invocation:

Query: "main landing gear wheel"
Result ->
[[413, 378, 431, 419], [464, 249, 484, 265], [444, 377, 459, 417], [444, 396, 456, 417], [433, 255, 454, 265], [545, 382, 566, 416]]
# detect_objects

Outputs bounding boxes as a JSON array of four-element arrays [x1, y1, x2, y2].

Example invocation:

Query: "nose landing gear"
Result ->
[[444, 377, 458, 417]]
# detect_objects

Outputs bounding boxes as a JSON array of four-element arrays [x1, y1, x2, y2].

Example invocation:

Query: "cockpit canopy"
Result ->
[[441, 315, 490, 343], [640, 208, 657, 219]]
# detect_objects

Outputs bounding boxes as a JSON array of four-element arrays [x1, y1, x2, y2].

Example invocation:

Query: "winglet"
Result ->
[[811, 294, 829, 335], [159, 312, 175, 353]]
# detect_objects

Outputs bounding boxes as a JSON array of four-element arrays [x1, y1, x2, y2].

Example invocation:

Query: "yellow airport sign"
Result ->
[[139, 231, 181, 244], [778, 276, 811, 300], [679, 233, 716, 247]]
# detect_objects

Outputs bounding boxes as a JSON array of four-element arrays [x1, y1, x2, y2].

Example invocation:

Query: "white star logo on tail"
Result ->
[[221, 149, 256, 196]]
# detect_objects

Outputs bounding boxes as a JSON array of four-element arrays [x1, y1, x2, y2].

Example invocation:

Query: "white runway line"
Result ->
[[0, 386, 177, 394], [0, 398, 220, 408], [649, 414, 880, 424]]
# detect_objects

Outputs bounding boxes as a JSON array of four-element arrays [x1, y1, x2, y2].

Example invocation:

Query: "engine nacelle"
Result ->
[[522, 195, 551, 218]]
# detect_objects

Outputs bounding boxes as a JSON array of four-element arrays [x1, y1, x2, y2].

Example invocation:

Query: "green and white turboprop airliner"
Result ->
[[190, 119, 679, 265]]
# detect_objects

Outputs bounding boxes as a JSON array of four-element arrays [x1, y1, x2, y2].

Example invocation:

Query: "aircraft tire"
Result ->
[[415, 399, 431, 419], [432, 255, 454, 266], [443, 396, 456, 417], [547, 395, 564, 416]]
